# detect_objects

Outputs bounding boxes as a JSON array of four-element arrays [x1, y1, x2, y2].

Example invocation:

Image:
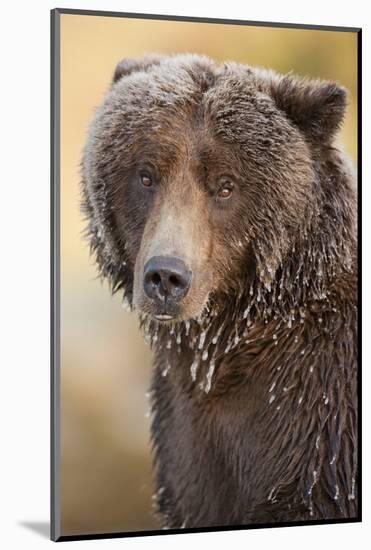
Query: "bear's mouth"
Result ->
[[154, 313, 175, 322]]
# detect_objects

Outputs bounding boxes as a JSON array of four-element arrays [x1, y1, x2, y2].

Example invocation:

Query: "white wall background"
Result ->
[[0, 0, 368, 548]]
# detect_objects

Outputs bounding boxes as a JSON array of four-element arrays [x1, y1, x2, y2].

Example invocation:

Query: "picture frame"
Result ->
[[51, 8, 361, 541]]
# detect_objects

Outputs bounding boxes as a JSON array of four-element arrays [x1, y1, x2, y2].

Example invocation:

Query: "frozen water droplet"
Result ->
[[198, 330, 207, 350], [243, 306, 251, 319], [162, 363, 171, 377], [190, 359, 199, 381], [122, 297, 132, 312], [202, 350, 208, 361], [348, 477, 356, 500], [269, 381, 276, 393], [204, 360, 216, 393], [269, 394, 276, 404], [166, 340, 172, 349], [212, 325, 223, 344]]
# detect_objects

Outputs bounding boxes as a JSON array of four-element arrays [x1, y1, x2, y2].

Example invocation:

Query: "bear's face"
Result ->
[[82, 55, 346, 324]]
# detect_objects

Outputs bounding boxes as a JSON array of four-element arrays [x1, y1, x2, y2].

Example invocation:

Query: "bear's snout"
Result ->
[[143, 256, 192, 318]]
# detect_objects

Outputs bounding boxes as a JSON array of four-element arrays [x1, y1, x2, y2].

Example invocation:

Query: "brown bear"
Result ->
[[81, 54, 358, 529]]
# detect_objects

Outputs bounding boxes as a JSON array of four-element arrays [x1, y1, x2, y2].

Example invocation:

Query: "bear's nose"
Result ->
[[143, 256, 192, 304]]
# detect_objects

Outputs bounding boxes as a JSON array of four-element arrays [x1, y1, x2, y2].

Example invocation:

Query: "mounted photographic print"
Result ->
[[51, 8, 361, 541]]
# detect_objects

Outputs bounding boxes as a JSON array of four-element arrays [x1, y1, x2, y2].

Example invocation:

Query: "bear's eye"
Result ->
[[139, 172, 153, 188], [217, 179, 234, 200]]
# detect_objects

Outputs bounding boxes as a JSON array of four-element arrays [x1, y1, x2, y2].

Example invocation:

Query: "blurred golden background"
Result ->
[[59, 13, 357, 536]]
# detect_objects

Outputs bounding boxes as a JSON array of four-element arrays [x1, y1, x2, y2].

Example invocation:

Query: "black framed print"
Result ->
[[51, 8, 361, 542]]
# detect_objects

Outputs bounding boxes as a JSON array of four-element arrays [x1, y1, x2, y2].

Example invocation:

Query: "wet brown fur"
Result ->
[[81, 54, 358, 528]]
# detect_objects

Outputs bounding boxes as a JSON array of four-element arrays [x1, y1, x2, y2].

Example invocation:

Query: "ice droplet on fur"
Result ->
[[122, 296, 132, 312], [198, 330, 207, 350], [212, 325, 223, 344], [190, 359, 199, 382], [243, 305, 251, 319], [204, 360, 216, 393], [348, 477, 356, 500], [162, 363, 171, 377]]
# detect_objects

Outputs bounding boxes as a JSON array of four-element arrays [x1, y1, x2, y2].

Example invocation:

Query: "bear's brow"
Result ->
[[195, 148, 214, 165]]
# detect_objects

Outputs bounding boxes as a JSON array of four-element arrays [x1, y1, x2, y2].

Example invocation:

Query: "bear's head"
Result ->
[[81, 54, 348, 324]]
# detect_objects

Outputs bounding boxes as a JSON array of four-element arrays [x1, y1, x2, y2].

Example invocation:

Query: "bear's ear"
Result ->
[[112, 55, 163, 83], [270, 74, 347, 141]]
